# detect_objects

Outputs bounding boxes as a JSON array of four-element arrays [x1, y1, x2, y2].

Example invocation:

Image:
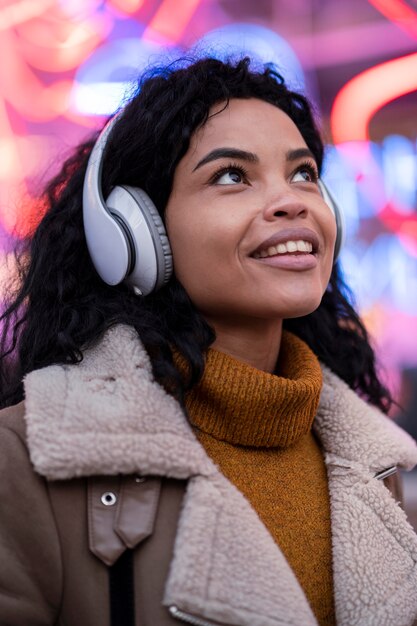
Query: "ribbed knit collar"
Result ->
[[185, 331, 323, 448]]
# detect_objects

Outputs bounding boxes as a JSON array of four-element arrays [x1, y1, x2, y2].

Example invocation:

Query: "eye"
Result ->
[[291, 161, 319, 184], [210, 163, 249, 186]]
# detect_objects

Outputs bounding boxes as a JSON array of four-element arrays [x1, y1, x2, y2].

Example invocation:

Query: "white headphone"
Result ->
[[82, 114, 173, 296], [317, 179, 345, 261], [82, 115, 344, 296]]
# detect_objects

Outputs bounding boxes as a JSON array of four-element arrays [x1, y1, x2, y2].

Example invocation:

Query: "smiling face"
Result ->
[[165, 98, 337, 332]]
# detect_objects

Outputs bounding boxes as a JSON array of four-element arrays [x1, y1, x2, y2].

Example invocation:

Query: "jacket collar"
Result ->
[[23, 325, 417, 626], [24, 325, 214, 480], [24, 324, 417, 480], [315, 363, 417, 473]]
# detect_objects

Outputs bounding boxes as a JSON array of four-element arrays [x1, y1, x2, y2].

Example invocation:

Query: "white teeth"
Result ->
[[253, 240, 314, 259]]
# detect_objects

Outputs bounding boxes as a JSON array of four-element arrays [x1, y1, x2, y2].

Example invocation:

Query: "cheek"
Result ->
[[166, 208, 224, 287], [166, 200, 243, 271], [166, 206, 251, 315]]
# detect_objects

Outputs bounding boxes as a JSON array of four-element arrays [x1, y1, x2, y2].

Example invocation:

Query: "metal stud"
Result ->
[[101, 491, 117, 506]]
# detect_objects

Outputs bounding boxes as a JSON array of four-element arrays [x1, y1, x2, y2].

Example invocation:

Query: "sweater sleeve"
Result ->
[[0, 405, 62, 625]]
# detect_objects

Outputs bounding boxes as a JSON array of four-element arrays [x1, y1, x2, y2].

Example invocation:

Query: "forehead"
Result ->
[[187, 98, 307, 161]]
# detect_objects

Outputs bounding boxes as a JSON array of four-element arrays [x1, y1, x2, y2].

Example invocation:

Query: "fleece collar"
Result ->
[[24, 324, 417, 481]]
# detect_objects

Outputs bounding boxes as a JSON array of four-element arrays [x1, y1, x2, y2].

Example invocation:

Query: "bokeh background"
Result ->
[[1, 0, 417, 440]]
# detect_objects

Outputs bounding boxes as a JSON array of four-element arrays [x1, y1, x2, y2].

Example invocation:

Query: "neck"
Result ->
[[186, 329, 323, 448], [206, 317, 283, 373]]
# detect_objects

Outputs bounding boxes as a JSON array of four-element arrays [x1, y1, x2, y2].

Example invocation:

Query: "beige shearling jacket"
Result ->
[[1, 324, 417, 626]]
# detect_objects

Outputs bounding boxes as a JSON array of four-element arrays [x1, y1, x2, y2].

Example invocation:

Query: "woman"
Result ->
[[0, 57, 416, 626]]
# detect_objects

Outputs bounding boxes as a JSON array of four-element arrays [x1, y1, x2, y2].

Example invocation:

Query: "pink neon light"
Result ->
[[16, 13, 108, 73], [330, 52, 417, 143], [143, 0, 202, 43], [367, 0, 417, 40], [0, 0, 55, 31], [109, 0, 145, 14]]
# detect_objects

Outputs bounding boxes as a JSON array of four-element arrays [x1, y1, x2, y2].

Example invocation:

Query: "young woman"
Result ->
[[0, 57, 416, 626]]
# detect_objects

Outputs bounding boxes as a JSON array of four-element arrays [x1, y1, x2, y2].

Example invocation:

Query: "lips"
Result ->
[[250, 227, 320, 258]]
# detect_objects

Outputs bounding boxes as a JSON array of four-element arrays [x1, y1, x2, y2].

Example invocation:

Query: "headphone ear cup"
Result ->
[[83, 113, 173, 296], [317, 180, 345, 261], [105, 185, 173, 295]]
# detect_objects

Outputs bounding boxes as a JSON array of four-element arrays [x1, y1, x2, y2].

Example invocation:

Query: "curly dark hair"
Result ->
[[0, 56, 392, 412]]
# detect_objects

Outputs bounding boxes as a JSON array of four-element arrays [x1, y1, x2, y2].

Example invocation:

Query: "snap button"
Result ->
[[135, 476, 146, 483], [101, 491, 117, 506]]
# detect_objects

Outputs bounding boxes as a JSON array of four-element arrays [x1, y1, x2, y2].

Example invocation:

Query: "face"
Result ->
[[165, 98, 337, 329]]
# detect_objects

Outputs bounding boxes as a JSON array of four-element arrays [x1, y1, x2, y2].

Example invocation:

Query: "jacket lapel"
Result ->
[[163, 472, 318, 626], [316, 367, 417, 626]]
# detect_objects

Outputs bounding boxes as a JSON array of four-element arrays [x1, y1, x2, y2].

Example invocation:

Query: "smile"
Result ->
[[253, 240, 313, 259]]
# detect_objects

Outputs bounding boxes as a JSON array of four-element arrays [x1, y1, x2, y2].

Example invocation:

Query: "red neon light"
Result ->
[[330, 52, 417, 143], [367, 0, 417, 40], [379, 202, 417, 258], [143, 0, 202, 43]]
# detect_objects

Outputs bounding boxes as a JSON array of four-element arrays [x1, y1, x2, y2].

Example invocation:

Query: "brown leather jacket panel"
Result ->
[[48, 475, 187, 626], [0, 403, 191, 626]]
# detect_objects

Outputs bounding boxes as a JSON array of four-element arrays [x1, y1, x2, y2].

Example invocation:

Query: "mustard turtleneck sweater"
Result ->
[[184, 331, 335, 626]]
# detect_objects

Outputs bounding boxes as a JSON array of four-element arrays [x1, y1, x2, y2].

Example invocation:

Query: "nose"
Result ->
[[262, 188, 309, 222]]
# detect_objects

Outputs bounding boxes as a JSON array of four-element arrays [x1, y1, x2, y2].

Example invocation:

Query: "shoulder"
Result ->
[[0, 400, 28, 447], [0, 401, 41, 483], [0, 401, 63, 623]]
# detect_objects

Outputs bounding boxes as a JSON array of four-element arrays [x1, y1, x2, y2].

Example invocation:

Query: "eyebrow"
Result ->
[[286, 148, 316, 162], [192, 148, 259, 172], [192, 146, 317, 173]]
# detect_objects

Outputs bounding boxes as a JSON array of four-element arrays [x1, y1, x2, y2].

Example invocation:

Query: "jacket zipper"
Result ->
[[374, 465, 397, 480], [169, 605, 223, 626]]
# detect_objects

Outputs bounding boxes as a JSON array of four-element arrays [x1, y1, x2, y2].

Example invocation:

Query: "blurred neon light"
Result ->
[[57, 1, 103, 19], [382, 135, 416, 212], [195, 24, 305, 92], [0, 95, 31, 238], [16, 13, 108, 72], [399, 221, 417, 257], [378, 202, 417, 258], [109, 0, 145, 14], [143, 0, 202, 43], [324, 137, 417, 264], [71, 37, 181, 116], [340, 142, 388, 215], [72, 81, 129, 116], [341, 233, 417, 314], [367, 0, 417, 40], [331, 52, 417, 142], [291, 21, 415, 69], [0, 0, 55, 31]]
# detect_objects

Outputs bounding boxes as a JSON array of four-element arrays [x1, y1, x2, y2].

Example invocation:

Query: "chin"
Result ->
[[277, 297, 324, 320]]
